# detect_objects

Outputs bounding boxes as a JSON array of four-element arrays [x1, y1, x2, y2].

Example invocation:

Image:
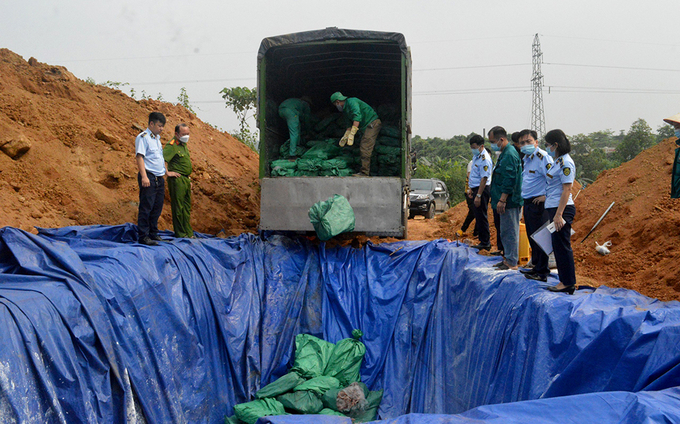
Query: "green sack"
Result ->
[[255, 372, 305, 399], [297, 158, 322, 172], [379, 125, 400, 138], [233, 398, 286, 424], [301, 140, 342, 160], [323, 329, 366, 387], [353, 390, 383, 423], [224, 415, 245, 424], [280, 140, 306, 158], [377, 135, 401, 147], [291, 334, 336, 378], [308, 194, 355, 241], [293, 376, 341, 395], [277, 390, 324, 414], [375, 145, 401, 156], [320, 158, 349, 170], [320, 168, 354, 177], [271, 159, 298, 177], [319, 408, 347, 417]]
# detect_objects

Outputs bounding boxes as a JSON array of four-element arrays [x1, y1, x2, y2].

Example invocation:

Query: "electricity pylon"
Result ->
[[531, 33, 546, 139]]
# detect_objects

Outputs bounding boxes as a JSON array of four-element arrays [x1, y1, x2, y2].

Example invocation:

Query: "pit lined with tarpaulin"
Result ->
[[0, 224, 679, 423]]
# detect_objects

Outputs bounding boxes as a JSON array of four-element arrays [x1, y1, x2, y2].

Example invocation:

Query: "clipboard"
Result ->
[[530, 220, 576, 256]]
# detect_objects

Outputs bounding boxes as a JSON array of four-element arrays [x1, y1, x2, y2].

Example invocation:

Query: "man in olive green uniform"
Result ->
[[163, 123, 194, 238], [663, 113, 680, 198], [330, 92, 382, 176], [278, 97, 312, 158]]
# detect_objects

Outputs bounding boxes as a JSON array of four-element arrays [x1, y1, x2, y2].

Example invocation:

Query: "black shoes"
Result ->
[[472, 243, 491, 251], [524, 273, 548, 282], [149, 234, 163, 241], [489, 250, 503, 256], [545, 284, 576, 295], [139, 236, 158, 246], [519, 267, 535, 275]]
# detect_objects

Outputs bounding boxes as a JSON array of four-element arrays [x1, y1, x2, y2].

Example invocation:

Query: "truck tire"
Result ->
[[425, 203, 435, 219]]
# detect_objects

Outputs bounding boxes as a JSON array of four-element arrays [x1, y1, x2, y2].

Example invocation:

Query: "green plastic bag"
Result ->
[[353, 390, 383, 423], [280, 140, 306, 158], [291, 334, 336, 378], [224, 415, 245, 424], [255, 372, 305, 399], [277, 390, 324, 414], [293, 375, 341, 395], [233, 398, 286, 424], [300, 139, 342, 160], [308, 194, 355, 241], [323, 329, 366, 387], [319, 408, 347, 417]]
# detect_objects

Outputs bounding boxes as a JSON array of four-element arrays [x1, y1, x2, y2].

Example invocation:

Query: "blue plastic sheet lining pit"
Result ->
[[0, 224, 680, 423]]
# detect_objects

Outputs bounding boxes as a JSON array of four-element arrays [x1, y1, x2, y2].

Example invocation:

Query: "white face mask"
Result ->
[[336, 104, 343, 112], [179, 135, 189, 143]]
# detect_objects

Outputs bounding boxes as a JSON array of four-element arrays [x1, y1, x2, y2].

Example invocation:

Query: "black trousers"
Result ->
[[138, 171, 165, 237], [471, 186, 490, 245], [493, 209, 504, 252], [547, 205, 576, 287], [462, 192, 476, 233], [523, 198, 550, 275]]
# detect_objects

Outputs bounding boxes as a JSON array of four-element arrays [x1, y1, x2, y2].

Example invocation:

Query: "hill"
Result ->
[[0, 49, 260, 236]]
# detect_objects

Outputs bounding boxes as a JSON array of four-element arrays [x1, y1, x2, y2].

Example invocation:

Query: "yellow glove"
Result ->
[[339, 128, 352, 147], [347, 126, 359, 146]]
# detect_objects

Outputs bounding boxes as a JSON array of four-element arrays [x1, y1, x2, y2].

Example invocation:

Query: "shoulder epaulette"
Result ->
[[536, 151, 543, 159]]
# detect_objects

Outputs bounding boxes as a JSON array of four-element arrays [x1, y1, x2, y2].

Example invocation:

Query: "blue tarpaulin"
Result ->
[[1, 224, 680, 423]]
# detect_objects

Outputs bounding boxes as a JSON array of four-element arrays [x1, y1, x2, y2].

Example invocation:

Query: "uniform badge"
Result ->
[[563, 167, 571, 176], [536, 152, 543, 159], [546, 163, 551, 170], [483, 165, 488, 171], [547, 173, 553, 179]]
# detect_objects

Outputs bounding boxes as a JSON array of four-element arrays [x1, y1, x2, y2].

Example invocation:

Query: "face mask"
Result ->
[[179, 135, 189, 143], [547, 147, 556, 157], [336, 104, 343, 112], [490, 143, 500, 152], [520, 145, 536, 155], [675, 129, 680, 139], [471, 147, 480, 157]]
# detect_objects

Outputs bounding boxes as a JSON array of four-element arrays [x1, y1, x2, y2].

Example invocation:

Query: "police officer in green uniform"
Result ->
[[278, 97, 312, 158], [330, 92, 382, 176], [663, 113, 680, 198], [163, 123, 194, 238]]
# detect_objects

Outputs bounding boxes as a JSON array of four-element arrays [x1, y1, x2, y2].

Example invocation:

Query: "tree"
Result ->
[[657, 124, 675, 142], [615, 118, 655, 163], [220, 86, 258, 150], [177, 87, 195, 114]]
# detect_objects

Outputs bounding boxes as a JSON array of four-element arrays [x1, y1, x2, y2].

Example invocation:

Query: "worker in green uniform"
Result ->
[[330, 92, 382, 176], [163, 123, 194, 238], [278, 97, 312, 158], [663, 113, 680, 198]]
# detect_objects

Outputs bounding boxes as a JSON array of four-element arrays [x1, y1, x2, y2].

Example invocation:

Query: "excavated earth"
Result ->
[[1, 48, 679, 301]]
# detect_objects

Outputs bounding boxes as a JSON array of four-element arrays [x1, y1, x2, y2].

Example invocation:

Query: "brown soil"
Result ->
[[0, 49, 259, 237], [2, 49, 678, 302]]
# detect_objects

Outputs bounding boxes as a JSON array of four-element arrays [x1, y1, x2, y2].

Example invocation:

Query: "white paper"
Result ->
[[530, 221, 576, 256]]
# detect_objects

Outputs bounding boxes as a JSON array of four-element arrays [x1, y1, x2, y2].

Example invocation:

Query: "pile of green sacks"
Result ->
[[225, 330, 383, 424], [270, 119, 403, 177]]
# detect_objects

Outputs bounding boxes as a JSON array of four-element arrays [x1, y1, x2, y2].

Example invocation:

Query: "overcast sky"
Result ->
[[2, 0, 679, 139]]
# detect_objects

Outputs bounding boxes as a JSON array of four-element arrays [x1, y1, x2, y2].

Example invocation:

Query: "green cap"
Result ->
[[330, 92, 347, 103]]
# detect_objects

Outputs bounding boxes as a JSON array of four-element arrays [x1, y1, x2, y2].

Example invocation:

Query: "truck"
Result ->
[[257, 27, 412, 238]]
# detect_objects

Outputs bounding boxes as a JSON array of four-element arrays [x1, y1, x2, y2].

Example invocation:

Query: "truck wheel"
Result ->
[[425, 203, 435, 219]]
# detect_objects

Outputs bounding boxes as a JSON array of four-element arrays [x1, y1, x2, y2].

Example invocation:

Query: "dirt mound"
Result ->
[[0, 49, 260, 237]]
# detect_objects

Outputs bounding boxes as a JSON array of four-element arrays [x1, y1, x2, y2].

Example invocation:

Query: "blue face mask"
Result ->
[[547, 147, 556, 157], [490, 143, 500, 152], [471, 147, 480, 157], [520, 145, 536, 156], [675, 129, 680, 139]]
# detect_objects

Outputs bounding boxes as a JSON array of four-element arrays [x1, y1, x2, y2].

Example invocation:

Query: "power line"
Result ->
[[541, 34, 680, 48], [414, 63, 530, 72], [128, 77, 256, 85], [54, 51, 252, 63], [544, 62, 680, 73]]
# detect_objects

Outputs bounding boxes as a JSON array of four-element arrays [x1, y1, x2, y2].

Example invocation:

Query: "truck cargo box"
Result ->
[[257, 28, 412, 238]]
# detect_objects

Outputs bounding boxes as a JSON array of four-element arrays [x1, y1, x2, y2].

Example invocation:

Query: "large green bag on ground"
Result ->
[[255, 371, 305, 399], [276, 390, 324, 414], [291, 334, 336, 378], [233, 398, 286, 424], [319, 408, 347, 417], [293, 375, 341, 395], [280, 140, 306, 158], [323, 330, 366, 387], [353, 390, 383, 423], [308, 194, 355, 241]]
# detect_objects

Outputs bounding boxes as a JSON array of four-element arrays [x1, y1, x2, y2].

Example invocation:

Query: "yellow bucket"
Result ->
[[519, 223, 531, 265]]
